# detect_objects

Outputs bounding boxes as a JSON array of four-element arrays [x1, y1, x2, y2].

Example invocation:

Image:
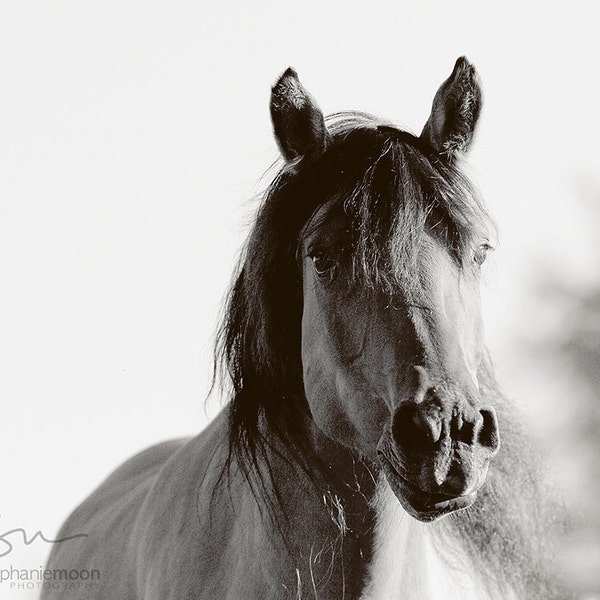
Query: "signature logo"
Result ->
[[0, 517, 87, 558]]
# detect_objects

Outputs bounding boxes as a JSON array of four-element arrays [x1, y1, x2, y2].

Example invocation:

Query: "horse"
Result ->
[[41, 57, 565, 600]]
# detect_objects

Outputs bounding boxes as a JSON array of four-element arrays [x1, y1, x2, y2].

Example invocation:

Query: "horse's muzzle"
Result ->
[[377, 395, 500, 521]]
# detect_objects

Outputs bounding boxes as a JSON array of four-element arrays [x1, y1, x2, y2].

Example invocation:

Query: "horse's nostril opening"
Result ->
[[392, 403, 441, 452], [392, 404, 422, 452], [478, 408, 500, 451], [456, 419, 475, 444]]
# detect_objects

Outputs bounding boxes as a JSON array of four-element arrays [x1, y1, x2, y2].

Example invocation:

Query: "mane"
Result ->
[[215, 111, 565, 598]]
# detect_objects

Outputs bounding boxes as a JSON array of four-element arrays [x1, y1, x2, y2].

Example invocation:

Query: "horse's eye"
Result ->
[[474, 243, 492, 266], [311, 253, 337, 278]]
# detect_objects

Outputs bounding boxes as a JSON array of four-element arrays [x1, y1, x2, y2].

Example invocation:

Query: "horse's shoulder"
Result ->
[[131, 414, 260, 599], [76, 411, 230, 523]]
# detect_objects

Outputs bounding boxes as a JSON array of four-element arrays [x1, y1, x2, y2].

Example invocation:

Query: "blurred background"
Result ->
[[0, 1, 598, 598]]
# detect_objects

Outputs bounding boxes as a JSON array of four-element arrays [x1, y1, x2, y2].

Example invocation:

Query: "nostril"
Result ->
[[392, 403, 442, 452], [392, 404, 420, 452], [478, 408, 500, 452], [456, 419, 475, 444]]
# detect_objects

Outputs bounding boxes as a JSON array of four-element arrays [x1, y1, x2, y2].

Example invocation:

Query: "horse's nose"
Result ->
[[391, 384, 500, 455]]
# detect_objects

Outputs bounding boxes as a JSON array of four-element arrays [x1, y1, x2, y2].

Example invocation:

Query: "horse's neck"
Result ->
[[241, 424, 377, 598], [360, 478, 508, 600]]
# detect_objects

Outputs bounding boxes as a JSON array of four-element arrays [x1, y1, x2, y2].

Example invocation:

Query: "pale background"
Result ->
[[1, 1, 598, 598]]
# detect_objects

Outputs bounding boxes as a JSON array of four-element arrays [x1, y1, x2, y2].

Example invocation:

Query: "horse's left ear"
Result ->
[[420, 57, 482, 159], [270, 68, 331, 164]]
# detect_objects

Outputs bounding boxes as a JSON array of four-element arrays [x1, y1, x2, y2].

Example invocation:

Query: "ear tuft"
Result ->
[[270, 68, 330, 163], [420, 56, 482, 159]]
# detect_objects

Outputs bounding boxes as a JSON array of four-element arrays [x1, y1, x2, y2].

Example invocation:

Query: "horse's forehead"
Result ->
[[301, 203, 471, 289]]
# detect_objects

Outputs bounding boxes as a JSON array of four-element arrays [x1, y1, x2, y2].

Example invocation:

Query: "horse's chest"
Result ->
[[359, 483, 491, 600]]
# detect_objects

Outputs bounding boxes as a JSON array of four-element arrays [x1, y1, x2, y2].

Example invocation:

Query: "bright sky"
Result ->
[[0, 2, 598, 596]]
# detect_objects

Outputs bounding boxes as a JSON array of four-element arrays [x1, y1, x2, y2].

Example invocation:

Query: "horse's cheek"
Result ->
[[301, 352, 362, 448], [301, 336, 388, 454]]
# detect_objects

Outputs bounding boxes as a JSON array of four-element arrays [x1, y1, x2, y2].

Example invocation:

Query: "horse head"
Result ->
[[270, 58, 499, 522]]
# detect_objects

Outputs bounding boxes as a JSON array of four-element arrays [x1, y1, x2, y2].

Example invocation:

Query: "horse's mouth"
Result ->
[[378, 451, 477, 522]]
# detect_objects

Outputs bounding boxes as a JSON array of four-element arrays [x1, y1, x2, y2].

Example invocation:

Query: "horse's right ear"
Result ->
[[270, 68, 331, 164]]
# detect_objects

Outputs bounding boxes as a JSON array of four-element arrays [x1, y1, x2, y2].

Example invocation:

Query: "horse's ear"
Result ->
[[420, 57, 482, 159], [270, 68, 331, 163]]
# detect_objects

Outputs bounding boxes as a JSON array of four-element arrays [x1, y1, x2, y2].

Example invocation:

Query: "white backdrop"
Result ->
[[1, 1, 598, 598]]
